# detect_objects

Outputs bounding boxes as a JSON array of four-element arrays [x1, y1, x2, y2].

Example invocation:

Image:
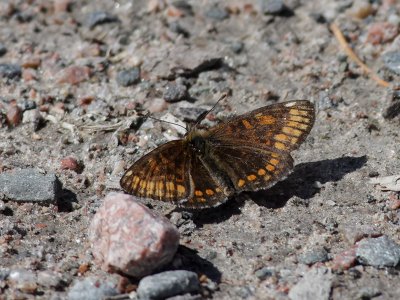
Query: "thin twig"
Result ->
[[330, 22, 391, 88]]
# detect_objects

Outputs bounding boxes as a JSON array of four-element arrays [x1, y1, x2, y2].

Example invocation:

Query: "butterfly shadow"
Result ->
[[250, 155, 368, 208]]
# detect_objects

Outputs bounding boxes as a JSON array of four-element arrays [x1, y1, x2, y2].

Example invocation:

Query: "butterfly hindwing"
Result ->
[[120, 140, 191, 202]]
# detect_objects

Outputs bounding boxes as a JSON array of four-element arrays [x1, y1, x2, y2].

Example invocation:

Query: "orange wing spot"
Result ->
[[274, 133, 289, 142], [270, 158, 279, 166], [256, 115, 276, 125], [238, 179, 245, 187], [287, 121, 308, 130], [274, 142, 286, 150], [177, 184, 186, 195], [258, 168, 266, 176], [290, 108, 309, 116], [266, 164, 275, 172], [247, 174, 257, 181], [132, 176, 140, 189], [215, 187, 222, 193], [198, 198, 206, 203], [140, 180, 147, 189], [264, 174, 272, 181], [195, 190, 203, 197], [146, 181, 155, 196], [282, 126, 302, 137], [125, 170, 133, 177], [289, 115, 310, 123], [241, 119, 254, 129], [291, 137, 299, 145], [206, 189, 214, 196], [271, 152, 279, 158], [156, 181, 164, 197]]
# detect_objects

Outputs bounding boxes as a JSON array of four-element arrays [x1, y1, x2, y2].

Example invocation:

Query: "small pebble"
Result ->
[[382, 51, 400, 76], [0, 43, 7, 56], [230, 41, 244, 54], [298, 247, 329, 265], [0, 63, 21, 79], [57, 65, 90, 85], [86, 11, 119, 29], [54, 0, 74, 13], [8, 269, 37, 294], [258, 0, 290, 15], [331, 247, 357, 271], [367, 22, 398, 45], [164, 83, 189, 102], [22, 109, 44, 131], [137, 270, 200, 300], [37, 271, 63, 288], [0, 168, 62, 203], [67, 277, 118, 300], [288, 267, 332, 300], [254, 267, 276, 280], [116, 68, 141, 87], [205, 6, 229, 21], [6, 106, 23, 126], [60, 157, 81, 172], [348, 0, 373, 19], [356, 235, 400, 267], [89, 193, 180, 277]]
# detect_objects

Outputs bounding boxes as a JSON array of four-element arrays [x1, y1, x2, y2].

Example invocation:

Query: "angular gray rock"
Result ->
[[0, 168, 62, 203], [356, 235, 400, 267]]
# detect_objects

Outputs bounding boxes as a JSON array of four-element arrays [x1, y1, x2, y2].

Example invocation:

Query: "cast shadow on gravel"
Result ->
[[56, 189, 78, 212], [251, 155, 367, 208], [192, 155, 367, 225]]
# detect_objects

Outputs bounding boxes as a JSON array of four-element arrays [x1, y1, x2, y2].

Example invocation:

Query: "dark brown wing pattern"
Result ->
[[207, 100, 315, 192], [120, 140, 192, 202]]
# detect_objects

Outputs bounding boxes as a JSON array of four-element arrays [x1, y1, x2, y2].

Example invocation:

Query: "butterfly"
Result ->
[[120, 99, 315, 208]]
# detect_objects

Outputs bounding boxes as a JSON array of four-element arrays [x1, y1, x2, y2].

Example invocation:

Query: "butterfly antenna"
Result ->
[[193, 93, 228, 128], [139, 112, 188, 132]]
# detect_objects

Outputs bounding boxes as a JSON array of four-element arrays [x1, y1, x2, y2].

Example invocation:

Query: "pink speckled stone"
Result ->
[[89, 193, 180, 278]]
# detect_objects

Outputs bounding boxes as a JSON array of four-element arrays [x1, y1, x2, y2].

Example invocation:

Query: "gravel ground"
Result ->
[[1, 0, 400, 299]]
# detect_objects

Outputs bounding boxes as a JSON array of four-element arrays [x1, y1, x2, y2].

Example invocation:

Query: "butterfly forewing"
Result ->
[[120, 140, 191, 201], [209, 100, 315, 152]]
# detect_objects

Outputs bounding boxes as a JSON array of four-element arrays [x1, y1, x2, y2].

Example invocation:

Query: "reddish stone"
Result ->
[[22, 69, 37, 81], [57, 65, 90, 85], [367, 22, 398, 45], [54, 0, 73, 13], [78, 96, 94, 106], [331, 246, 357, 271], [21, 58, 41, 69], [6, 105, 23, 126], [60, 157, 80, 172], [88, 193, 180, 278]]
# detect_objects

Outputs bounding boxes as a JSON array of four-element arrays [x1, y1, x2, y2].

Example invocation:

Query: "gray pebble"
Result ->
[[0, 43, 7, 57], [0, 63, 21, 79], [254, 267, 276, 280], [164, 83, 189, 103], [288, 267, 332, 300], [382, 51, 400, 76], [116, 68, 141, 87], [86, 11, 119, 29], [0, 168, 62, 203], [356, 235, 400, 267], [68, 277, 118, 300], [205, 6, 229, 21], [230, 41, 244, 54], [298, 248, 329, 265], [258, 0, 290, 15], [137, 270, 200, 300]]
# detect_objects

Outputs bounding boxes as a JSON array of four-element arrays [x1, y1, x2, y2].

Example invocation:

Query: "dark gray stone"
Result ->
[[259, 0, 291, 15], [116, 68, 141, 87], [86, 11, 119, 29], [0, 43, 7, 57], [0, 169, 62, 203], [164, 83, 189, 102], [68, 277, 118, 300], [230, 41, 244, 54], [137, 270, 200, 300], [205, 6, 229, 21], [298, 248, 329, 265], [254, 267, 276, 280], [382, 51, 400, 76], [0, 64, 21, 79], [356, 235, 400, 267]]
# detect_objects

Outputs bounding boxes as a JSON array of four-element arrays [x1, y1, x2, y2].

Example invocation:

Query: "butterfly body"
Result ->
[[120, 100, 315, 209]]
